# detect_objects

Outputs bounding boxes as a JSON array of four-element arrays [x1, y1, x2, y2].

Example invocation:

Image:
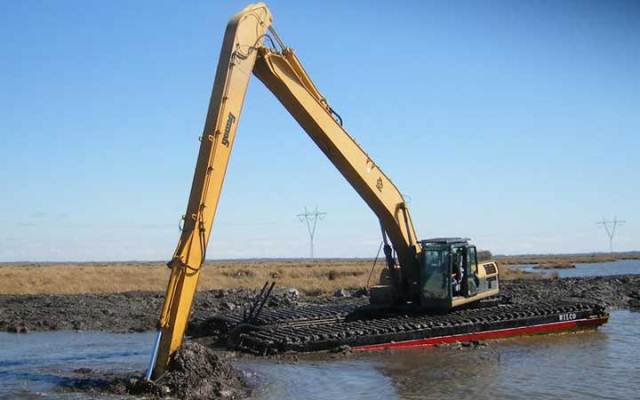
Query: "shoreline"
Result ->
[[497, 253, 640, 265], [1, 274, 639, 334]]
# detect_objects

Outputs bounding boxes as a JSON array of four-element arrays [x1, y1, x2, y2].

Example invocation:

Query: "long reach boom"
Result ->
[[149, 3, 418, 378]]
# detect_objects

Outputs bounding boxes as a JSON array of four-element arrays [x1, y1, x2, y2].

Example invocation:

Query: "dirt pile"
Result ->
[[93, 342, 246, 399], [0, 291, 164, 332], [176, 343, 244, 399], [154, 342, 246, 399], [60, 342, 247, 399], [502, 275, 640, 308], [0, 287, 300, 334], [531, 263, 576, 269]]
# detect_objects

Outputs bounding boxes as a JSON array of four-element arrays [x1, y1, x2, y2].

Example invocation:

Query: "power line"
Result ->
[[297, 206, 326, 259], [596, 217, 626, 253]]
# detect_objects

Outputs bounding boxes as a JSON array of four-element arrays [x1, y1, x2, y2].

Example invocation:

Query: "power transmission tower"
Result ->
[[596, 217, 626, 253], [297, 207, 326, 259]]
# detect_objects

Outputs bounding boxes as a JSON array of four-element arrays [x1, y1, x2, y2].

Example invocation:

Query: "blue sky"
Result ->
[[1, 1, 638, 261]]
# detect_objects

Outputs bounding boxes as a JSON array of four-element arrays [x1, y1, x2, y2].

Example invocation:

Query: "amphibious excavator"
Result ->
[[146, 3, 607, 379]]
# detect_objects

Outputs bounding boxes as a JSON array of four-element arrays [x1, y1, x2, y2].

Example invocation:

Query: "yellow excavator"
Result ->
[[146, 3, 501, 379]]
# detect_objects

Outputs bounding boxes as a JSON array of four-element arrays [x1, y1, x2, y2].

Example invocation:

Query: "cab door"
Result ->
[[419, 246, 452, 310], [465, 246, 479, 296]]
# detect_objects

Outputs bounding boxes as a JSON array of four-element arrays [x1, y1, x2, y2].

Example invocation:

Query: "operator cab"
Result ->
[[418, 238, 499, 311]]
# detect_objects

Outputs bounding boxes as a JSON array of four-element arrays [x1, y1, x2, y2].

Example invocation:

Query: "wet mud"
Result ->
[[59, 342, 246, 399], [0, 288, 301, 334], [1, 275, 639, 334], [502, 275, 640, 308]]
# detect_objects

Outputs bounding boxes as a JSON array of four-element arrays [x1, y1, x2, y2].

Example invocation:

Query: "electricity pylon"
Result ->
[[596, 217, 626, 253], [297, 207, 326, 259]]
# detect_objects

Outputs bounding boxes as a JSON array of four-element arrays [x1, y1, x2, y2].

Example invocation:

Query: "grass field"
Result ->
[[0, 259, 380, 295], [0, 258, 554, 295]]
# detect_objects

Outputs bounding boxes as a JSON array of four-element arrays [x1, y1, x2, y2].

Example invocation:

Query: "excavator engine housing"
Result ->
[[371, 238, 500, 310]]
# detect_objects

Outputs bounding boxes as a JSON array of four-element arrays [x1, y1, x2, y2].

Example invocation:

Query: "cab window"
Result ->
[[421, 248, 450, 300], [467, 246, 478, 275]]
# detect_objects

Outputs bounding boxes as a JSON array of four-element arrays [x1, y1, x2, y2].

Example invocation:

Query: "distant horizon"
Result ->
[[2, 249, 639, 265]]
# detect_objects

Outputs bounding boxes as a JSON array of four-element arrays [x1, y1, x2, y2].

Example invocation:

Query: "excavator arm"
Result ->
[[149, 2, 417, 379], [148, 3, 272, 379], [252, 47, 419, 293]]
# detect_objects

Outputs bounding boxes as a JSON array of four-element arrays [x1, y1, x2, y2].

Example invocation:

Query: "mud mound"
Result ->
[[0, 287, 300, 334], [67, 342, 247, 399], [503, 275, 640, 308], [157, 342, 246, 399]]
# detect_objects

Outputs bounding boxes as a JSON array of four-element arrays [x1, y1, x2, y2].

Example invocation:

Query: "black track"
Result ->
[[213, 299, 607, 355]]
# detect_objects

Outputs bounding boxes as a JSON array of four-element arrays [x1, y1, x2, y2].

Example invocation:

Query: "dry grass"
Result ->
[[497, 264, 556, 280], [0, 258, 548, 296], [0, 260, 378, 295]]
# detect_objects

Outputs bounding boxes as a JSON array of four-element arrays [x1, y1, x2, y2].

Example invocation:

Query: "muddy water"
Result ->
[[1, 311, 638, 399], [240, 310, 640, 400], [0, 331, 153, 399], [515, 259, 640, 278]]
